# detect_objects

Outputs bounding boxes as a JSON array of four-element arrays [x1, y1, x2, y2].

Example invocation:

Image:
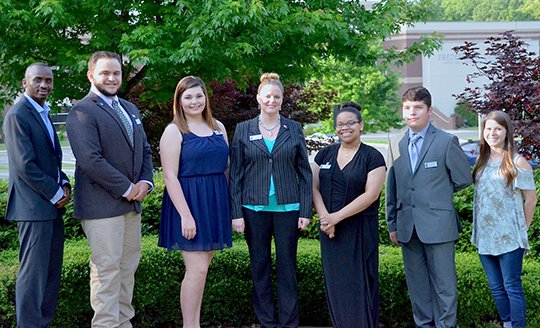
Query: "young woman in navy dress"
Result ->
[[159, 76, 232, 328]]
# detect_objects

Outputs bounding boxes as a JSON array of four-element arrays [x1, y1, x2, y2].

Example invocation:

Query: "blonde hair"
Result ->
[[473, 110, 517, 188], [172, 76, 218, 133], [258, 72, 284, 94]]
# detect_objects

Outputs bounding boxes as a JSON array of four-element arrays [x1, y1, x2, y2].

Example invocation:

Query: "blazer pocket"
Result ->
[[429, 200, 453, 211]]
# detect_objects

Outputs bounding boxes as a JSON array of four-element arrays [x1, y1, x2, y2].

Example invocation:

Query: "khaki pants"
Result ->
[[82, 211, 142, 328]]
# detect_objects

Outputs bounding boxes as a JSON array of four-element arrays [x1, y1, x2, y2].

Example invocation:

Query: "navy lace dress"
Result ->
[[159, 131, 232, 251]]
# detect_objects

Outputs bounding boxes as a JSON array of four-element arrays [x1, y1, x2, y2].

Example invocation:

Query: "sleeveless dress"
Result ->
[[158, 131, 232, 251]]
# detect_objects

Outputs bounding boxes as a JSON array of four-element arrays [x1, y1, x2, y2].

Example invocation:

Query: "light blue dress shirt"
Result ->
[[23, 93, 65, 204]]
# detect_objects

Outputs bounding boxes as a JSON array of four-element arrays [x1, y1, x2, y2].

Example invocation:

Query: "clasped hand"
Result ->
[[319, 212, 339, 239], [126, 181, 150, 201], [55, 185, 71, 208]]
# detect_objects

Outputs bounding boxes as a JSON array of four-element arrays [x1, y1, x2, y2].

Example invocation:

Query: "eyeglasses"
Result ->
[[335, 121, 360, 129]]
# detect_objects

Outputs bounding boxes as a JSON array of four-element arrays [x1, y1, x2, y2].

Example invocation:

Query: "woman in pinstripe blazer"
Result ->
[[230, 73, 313, 328]]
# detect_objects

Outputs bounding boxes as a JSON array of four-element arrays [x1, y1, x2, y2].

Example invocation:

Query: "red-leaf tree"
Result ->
[[452, 31, 540, 159], [126, 80, 336, 166]]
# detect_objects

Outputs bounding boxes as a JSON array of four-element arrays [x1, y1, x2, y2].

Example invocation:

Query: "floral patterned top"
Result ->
[[472, 159, 536, 256]]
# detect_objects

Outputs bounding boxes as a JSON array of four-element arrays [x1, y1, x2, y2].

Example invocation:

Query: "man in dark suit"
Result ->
[[66, 51, 153, 328], [3, 63, 71, 328], [386, 87, 473, 328]]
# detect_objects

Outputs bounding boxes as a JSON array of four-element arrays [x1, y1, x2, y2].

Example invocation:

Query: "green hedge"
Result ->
[[2, 237, 540, 327], [0, 171, 168, 250], [1, 170, 539, 255]]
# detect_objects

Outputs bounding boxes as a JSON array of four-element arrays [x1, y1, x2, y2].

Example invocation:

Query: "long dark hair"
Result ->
[[473, 110, 516, 187]]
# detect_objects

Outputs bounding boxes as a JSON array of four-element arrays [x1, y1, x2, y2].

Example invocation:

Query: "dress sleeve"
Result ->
[[514, 168, 536, 191], [314, 145, 328, 165], [367, 146, 386, 172]]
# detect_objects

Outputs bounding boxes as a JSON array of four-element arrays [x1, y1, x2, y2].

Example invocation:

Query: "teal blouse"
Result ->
[[242, 138, 300, 212]]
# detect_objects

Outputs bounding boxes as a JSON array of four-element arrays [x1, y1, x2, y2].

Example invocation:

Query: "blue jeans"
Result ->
[[479, 248, 526, 328]]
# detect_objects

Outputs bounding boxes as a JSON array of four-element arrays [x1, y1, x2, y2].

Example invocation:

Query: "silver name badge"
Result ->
[[424, 161, 438, 168], [320, 163, 332, 169], [249, 134, 263, 141]]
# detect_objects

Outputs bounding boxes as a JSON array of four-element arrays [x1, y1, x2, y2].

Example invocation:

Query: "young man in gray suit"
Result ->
[[3, 63, 71, 328], [386, 87, 473, 328], [66, 51, 153, 328]]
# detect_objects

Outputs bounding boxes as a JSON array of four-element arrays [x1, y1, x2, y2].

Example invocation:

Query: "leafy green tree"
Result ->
[[520, 0, 540, 18], [310, 57, 402, 133], [431, 0, 538, 21], [0, 0, 440, 109]]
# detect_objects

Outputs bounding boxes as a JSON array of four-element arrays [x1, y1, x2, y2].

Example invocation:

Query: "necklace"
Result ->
[[340, 143, 360, 157], [259, 116, 281, 136]]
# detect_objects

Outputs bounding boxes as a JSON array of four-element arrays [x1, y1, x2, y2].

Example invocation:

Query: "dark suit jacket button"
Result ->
[[411, 188, 415, 191], [412, 205, 416, 208]]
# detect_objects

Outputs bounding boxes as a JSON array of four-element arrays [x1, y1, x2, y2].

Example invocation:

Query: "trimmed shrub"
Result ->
[[2, 237, 540, 327], [0, 171, 167, 251], [1, 167, 538, 256]]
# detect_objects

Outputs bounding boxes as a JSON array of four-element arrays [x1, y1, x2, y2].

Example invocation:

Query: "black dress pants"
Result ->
[[243, 208, 300, 328]]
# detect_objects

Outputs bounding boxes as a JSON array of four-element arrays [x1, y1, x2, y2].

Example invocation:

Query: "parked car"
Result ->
[[460, 139, 539, 169], [460, 139, 480, 166], [305, 132, 337, 153]]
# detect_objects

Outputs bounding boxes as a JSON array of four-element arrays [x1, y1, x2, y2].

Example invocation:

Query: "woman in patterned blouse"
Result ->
[[471, 110, 537, 328]]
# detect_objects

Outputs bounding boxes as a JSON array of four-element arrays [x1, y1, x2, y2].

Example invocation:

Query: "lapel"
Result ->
[[51, 119, 62, 166], [398, 132, 412, 175], [414, 124, 436, 173], [272, 116, 291, 153], [247, 117, 270, 156], [24, 98, 57, 153], [88, 92, 134, 150]]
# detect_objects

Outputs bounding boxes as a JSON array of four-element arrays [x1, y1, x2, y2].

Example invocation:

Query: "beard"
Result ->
[[94, 83, 119, 97]]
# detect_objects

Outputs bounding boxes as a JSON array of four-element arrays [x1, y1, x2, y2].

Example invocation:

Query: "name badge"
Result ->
[[320, 162, 332, 169], [135, 118, 142, 125], [249, 134, 263, 141], [424, 161, 438, 168]]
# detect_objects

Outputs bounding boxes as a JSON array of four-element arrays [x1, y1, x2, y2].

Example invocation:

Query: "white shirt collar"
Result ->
[[409, 122, 430, 140], [91, 85, 119, 107]]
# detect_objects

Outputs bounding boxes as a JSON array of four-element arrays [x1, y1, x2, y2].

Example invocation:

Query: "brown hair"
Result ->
[[88, 51, 122, 71], [401, 86, 432, 108], [172, 76, 218, 133], [257, 72, 284, 94], [473, 110, 517, 187]]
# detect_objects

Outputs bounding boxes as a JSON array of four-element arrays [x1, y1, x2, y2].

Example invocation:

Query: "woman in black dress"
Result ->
[[312, 102, 386, 328]]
